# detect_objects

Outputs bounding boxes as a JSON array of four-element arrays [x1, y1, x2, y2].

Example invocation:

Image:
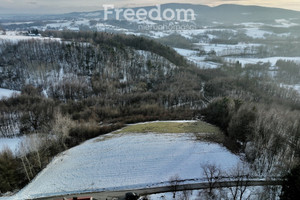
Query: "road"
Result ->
[[34, 179, 283, 200]]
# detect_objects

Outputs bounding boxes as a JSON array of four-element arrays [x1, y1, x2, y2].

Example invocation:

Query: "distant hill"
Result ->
[[78, 3, 300, 24], [1, 3, 300, 27], [154, 3, 300, 24], [204, 4, 300, 24]]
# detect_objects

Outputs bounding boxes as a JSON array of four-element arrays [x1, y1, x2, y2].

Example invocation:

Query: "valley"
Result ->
[[0, 3, 300, 200]]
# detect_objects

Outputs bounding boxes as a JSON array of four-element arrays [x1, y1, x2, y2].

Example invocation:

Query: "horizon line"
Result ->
[[1, 3, 300, 16]]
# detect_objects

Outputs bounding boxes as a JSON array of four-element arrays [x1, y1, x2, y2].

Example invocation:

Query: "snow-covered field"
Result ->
[[174, 46, 300, 69], [0, 137, 23, 153], [174, 48, 221, 68], [0, 31, 60, 43], [0, 32, 40, 42], [9, 131, 242, 199], [0, 88, 19, 99], [194, 42, 261, 56], [225, 57, 300, 67], [243, 28, 272, 38], [174, 48, 197, 57], [175, 44, 300, 68]]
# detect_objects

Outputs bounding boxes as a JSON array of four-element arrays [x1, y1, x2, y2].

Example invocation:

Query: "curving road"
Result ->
[[33, 179, 283, 200]]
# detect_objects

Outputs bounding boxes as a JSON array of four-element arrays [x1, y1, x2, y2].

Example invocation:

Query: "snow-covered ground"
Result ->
[[0, 137, 23, 153], [174, 46, 300, 69], [8, 131, 242, 199], [243, 28, 272, 38], [280, 83, 300, 94], [0, 88, 20, 152], [0, 88, 19, 99], [173, 48, 197, 57], [193, 42, 261, 57], [0, 134, 53, 156], [147, 186, 267, 200], [0, 31, 60, 43], [174, 39, 300, 72], [174, 48, 221, 68], [225, 57, 300, 67], [149, 190, 199, 200], [274, 19, 298, 28], [0, 33, 40, 42]]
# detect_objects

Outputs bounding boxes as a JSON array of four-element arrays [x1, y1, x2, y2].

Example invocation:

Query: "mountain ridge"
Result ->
[[1, 3, 300, 20]]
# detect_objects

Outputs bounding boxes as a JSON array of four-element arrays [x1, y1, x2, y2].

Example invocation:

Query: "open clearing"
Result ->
[[7, 121, 243, 200], [116, 121, 221, 134], [0, 88, 19, 99], [0, 137, 23, 153]]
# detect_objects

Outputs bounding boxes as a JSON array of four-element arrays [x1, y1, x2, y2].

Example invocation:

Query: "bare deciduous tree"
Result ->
[[52, 111, 75, 149], [226, 163, 251, 200], [169, 174, 181, 199], [201, 163, 222, 198]]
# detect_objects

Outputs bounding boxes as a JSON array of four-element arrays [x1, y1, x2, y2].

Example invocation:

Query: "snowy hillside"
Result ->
[[10, 130, 242, 199]]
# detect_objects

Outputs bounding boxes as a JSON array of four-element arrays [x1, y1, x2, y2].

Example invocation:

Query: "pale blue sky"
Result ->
[[1, 0, 300, 14]]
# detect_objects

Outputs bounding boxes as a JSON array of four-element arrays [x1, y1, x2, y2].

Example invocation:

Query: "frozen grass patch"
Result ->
[[115, 121, 221, 135]]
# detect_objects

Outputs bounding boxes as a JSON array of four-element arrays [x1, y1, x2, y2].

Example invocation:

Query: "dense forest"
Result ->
[[0, 31, 300, 199]]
